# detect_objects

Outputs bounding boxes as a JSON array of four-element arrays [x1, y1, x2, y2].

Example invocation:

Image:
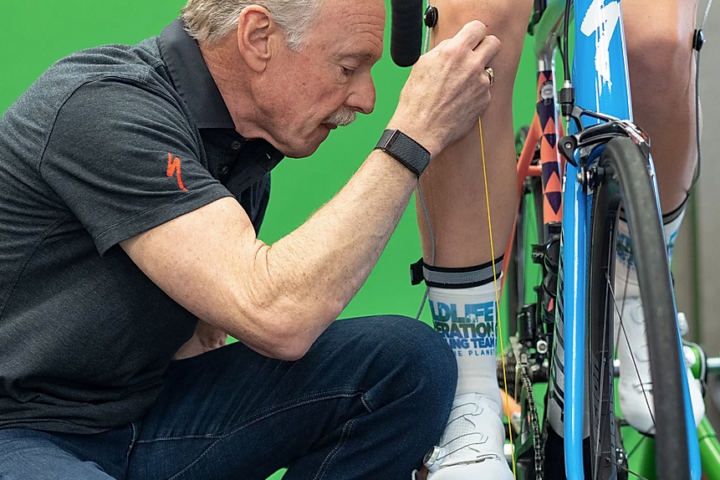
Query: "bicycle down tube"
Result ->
[[561, 0, 702, 479]]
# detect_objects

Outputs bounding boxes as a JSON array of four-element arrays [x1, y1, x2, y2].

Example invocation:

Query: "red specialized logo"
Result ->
[[167, 153, 188, 191]]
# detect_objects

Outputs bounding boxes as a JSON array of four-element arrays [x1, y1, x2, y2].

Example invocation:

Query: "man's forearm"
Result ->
[[243, 149, 418, 356]]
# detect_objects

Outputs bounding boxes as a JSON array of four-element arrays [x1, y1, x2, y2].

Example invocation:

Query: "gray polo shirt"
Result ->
[[0, 19, 283, 434]]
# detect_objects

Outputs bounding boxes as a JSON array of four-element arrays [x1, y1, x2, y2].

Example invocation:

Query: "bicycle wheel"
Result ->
[[585, 136, 690, 480]]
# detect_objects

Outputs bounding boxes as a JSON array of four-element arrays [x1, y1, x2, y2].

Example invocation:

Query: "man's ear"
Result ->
[[236, 6, 282, 73]]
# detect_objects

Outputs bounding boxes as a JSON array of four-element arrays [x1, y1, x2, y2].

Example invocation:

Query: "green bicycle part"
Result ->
[[625, 431, 657, 479], [621, 417, 720, 480], [500, 275, 512, 349], [523, 188, 543, 306], [699, 417, 720, 480], [684, 344, 703, 380]]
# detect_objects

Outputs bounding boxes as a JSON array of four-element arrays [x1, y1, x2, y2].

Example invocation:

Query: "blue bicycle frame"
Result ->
[[558, 0, 702, 478]]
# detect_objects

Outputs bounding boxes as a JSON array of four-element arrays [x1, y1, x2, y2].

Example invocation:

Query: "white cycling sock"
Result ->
[[428, 280, 501, 408], [614, 209, 704, 434], [422, 257, 512, 479], [614, 207, 684, 300]]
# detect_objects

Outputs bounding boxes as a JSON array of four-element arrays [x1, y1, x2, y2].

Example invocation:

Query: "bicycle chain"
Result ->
[[508, 339, 544, 480], [518, 362, 544, 480]]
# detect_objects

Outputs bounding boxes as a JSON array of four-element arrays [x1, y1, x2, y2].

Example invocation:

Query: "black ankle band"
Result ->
[[662, 195, 689, 224], [410, 256, 503, 289]]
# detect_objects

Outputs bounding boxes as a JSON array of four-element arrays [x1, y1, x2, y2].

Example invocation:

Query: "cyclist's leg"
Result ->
[[624, 0, 699, 212], [615, 0, 705, 434], [416, 0, 530, 477]]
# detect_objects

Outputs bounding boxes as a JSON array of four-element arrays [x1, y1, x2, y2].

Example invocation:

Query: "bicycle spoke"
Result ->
[[606, 271, 657, 432], [614, 259, 631, 349], [600, 435, 652, 480], [623, 428, 649, 460], [605, 426, 651, 480], [615, 460, 652, 480], [618, 322, 657, 431]]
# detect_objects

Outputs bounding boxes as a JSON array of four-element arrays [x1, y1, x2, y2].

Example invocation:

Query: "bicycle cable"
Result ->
[[422, 0, 432, 59], [414, 183, 434, 321], [414, 10, 435, 323], [690, 0, 714, 191], [562, 0, 572, 84]]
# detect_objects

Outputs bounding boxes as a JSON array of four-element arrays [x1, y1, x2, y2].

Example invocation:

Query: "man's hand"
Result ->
[[174, 320, 228, 360], [388, 20, 501, 158]]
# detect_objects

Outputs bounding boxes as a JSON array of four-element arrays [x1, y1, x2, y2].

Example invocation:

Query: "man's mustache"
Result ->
[[323, 108, 356, 127]]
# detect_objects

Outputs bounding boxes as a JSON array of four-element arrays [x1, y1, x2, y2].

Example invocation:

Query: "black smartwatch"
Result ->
[[374, 129, 431, 177]]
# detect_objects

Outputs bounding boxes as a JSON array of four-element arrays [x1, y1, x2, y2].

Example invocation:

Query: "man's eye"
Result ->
[[341, 66, 355, 76]]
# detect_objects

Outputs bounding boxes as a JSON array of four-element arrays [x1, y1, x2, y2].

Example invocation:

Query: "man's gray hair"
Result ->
[[181, 0, 323, 50]]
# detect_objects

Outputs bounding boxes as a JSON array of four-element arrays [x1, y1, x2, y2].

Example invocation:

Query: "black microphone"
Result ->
[[390, 0, 423, 67]]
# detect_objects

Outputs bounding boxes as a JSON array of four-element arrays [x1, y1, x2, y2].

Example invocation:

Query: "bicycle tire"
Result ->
[[585, 136, 690, 480]]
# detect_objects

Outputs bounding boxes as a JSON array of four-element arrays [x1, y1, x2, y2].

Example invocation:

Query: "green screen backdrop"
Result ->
[[0, 1, 537, 478]]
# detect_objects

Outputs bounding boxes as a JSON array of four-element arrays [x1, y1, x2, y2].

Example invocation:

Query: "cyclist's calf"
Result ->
[[622, 0, 699, 212]]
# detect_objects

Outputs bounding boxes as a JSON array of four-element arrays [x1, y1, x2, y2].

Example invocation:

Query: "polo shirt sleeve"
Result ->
[[40, 77, 233, 255]]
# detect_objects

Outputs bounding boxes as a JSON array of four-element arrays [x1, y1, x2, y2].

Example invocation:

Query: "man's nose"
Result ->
[[347, 74, 376, 115]]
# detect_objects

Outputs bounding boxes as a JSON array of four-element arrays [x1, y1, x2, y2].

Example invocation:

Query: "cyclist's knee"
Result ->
[[624, 12, 695, 90], [430, 0, 531, 105], [432, 0, 531, 45]]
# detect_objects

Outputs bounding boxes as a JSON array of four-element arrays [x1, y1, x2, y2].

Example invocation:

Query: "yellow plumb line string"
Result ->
[[478, 117, 517, 480]]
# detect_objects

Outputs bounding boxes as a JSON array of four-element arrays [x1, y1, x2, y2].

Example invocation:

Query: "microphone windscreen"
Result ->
[[390, 0, 423, 67]]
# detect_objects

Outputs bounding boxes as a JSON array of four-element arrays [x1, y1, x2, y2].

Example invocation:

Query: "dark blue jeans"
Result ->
[[0, 316, 457, 479]]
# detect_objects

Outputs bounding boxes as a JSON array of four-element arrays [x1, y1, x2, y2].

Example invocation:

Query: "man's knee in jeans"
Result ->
[[353, 315, 457, 435]]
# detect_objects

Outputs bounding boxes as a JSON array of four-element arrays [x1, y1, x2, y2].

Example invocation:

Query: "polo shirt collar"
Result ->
[[158, 19, 235, 130]]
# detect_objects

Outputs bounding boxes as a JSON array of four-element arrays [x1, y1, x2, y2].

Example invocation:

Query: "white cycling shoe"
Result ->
[[417, 393, 513, 480], [616, 297, 705, 435]]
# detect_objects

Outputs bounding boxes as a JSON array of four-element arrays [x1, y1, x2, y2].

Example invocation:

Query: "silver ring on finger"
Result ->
[[485, 67, 494, 86]]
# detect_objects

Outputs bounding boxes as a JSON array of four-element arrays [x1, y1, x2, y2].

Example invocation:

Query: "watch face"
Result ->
[[384, 129, 400, 149]]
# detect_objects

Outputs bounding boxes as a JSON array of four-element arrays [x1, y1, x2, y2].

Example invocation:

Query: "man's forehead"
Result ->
[[313, 0, 385, 31], [310, 0, 385, 57], [321, 0, 385, 14]]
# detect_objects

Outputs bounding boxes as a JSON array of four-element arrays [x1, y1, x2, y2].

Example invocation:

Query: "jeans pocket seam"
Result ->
[[126, 422, 138, 464], [166, 438, 221, 480], [218, 390, 365, 440], [360, 392, 376, 413], [136, 389, 367, 444], [311, 418, 355, 480]]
